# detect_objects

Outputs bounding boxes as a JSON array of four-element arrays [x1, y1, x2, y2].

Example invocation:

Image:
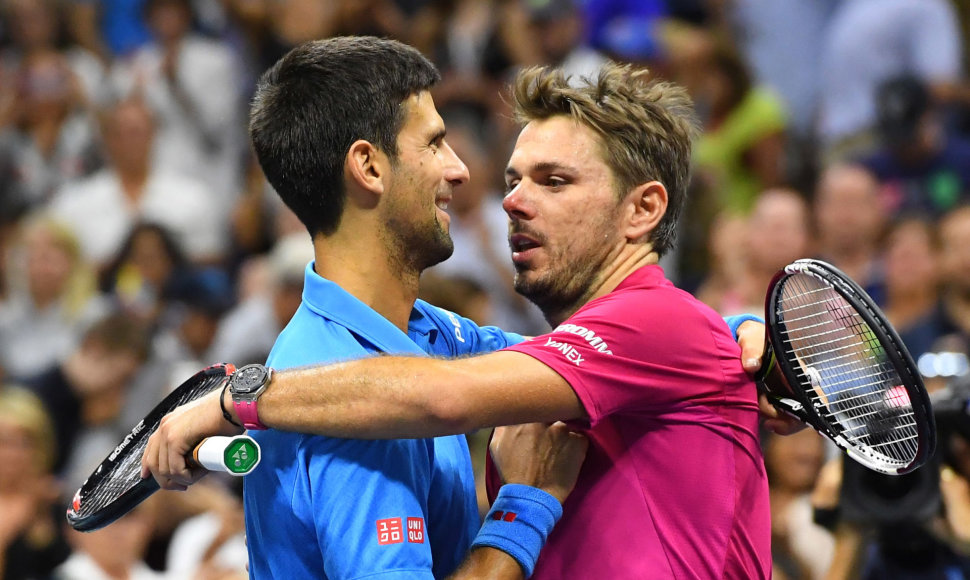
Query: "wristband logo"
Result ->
[[490, 510, 518, 522]]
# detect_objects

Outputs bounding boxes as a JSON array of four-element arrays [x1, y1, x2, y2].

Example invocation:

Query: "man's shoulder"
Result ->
[[267, 306, 368, 368]]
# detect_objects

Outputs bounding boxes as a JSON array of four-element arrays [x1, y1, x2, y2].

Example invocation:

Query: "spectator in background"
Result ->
[[67, 0, 153, 62], [817, 0, 963, 161], [150, 267, 234, 388], [0, 0, 108, 103], [207, 233, 313, 366], [726, 188, 812, 316], [881, 215, 946, 361], [0, 214, 107, 381], [762, 428, 834, 580], [692, 210, 748, 314], [729, 0, 837, 140], [691, 38, 787, 215], [934, 205, 970, 357], [859, 75, 970, 220], [98, 221, 192, 325], [54, 497, 166, 580], [0, 47, 101, 217], [812, 163, 887, 302], [111, 0, 246, 206], [22, 310, 152, 489], [0, 386, 70, 580], [48, 96, 227, 268], [520, 0, 608, 80]]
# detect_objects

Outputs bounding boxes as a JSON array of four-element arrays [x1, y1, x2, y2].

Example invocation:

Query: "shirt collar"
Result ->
[[300, 262, 427, 355]]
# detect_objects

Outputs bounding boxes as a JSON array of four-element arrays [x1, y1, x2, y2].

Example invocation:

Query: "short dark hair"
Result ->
[[249, 37, 441, 237], [511, 63, 697, 257]]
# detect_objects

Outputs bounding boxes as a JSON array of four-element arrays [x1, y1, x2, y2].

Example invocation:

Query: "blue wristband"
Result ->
[[470, 484, 563, 577], [724, 313, 763, 340]]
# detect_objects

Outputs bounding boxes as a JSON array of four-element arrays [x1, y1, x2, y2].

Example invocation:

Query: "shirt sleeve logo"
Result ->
[[376, 518, 403, 545], [407, 517, 425, 543]]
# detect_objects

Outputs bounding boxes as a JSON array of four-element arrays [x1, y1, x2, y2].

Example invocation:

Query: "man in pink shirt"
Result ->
[[145, 61, 772, 578]]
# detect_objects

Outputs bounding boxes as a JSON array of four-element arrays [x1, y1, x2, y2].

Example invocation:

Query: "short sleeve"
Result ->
[[504, 289, 747, 425], [305, 436, 438, 579], [414, 301, 524, 356]]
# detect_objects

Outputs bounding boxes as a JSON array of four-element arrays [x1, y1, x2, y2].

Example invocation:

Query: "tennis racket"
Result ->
[[66, 363, 261, 532], [756, 259, 936, 475]]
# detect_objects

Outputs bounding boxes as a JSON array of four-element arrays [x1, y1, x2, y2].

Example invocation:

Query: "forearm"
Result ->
[[236, 353, 578, 439], [252, 356, 477, 438], [448, 548, 525, 579]]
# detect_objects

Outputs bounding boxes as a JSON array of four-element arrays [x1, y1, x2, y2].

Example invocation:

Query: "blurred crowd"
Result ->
[[2, 0, 970, 578]]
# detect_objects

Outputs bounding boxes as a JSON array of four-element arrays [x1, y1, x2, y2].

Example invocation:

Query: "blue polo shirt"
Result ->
[[244, 263, 523, 579]]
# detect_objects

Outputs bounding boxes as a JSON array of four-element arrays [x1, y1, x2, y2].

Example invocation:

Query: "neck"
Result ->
[[118, 166, 149, 201], [312, 225, 420, 332], [82, 388, 123, 426]]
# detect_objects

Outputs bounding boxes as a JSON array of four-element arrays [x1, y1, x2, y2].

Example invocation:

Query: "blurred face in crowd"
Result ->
[[763, 429, 826, 493], [884, 219, 938, 298], [939, 207, 970, 295], [503, 116, 630, 321], [24, 219, 76, 305], [0, 418, 37, 491], [147, 0, 191, 45], [7, 0, 57, 50], [127, 227, 176, 289], [745, 188, 811, 273], [815, 164, 884, 254], [102, 100, 155, 174], [19, 53, 74, 125]]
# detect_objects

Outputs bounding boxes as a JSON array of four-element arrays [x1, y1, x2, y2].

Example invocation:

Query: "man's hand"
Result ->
[[736, 320, 807, 435], [140, 388, 242, 490], [489, 422, 588, 504]]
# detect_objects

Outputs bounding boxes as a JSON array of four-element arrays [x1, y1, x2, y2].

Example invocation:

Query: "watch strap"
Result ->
[[233, 398, 268, 431]]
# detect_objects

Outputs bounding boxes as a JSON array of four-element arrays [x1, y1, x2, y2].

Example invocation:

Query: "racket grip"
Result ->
[[191, 435, 261, 476]]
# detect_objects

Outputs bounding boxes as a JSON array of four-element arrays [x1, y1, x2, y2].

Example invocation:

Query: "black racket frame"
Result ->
[[757, 259, 936, 475], [66, 363, 235, 532]]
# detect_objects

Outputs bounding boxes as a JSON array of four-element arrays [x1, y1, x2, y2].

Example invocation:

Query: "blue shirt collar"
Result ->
[[300, 262, 429, 355]]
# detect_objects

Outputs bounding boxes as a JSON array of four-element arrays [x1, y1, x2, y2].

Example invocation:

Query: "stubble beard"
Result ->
[[385, 212, 454, 276], [513, 250, 600, 327]]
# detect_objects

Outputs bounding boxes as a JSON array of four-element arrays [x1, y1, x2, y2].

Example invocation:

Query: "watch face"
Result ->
[[233, 365, 268, 395]]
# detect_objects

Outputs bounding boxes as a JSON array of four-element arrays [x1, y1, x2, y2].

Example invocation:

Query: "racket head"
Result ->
[[761, 259, 935, 475], [66, 363, 235, 532]]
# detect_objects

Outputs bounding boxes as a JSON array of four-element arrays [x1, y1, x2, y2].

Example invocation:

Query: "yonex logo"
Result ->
[[544, 338, 585, 366]]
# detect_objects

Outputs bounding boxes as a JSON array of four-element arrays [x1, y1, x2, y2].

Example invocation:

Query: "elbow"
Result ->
[[422, 391, 480, 436]]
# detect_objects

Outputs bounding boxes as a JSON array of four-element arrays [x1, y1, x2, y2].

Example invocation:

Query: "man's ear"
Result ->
[[624, 181, 668, 241], [346, 139, 387, 198]]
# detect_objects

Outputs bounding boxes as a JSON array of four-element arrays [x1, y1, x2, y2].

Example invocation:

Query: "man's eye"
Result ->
[[505, 180, 520, 192]]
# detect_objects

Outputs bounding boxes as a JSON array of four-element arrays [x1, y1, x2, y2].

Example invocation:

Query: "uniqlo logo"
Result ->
[[376, 518, 403, 545], [407, 517, 425, 543]]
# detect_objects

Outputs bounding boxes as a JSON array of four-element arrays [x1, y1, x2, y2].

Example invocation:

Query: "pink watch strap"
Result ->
[[233, 399, 268, 431]]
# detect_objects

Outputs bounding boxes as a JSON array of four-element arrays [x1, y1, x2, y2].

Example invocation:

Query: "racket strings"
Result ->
[[73, 374, 228, 517], [776, 274, 920, 468]]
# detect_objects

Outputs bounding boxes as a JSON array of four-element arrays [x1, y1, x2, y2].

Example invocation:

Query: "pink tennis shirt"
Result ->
[[487, 265, 771, 579]]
